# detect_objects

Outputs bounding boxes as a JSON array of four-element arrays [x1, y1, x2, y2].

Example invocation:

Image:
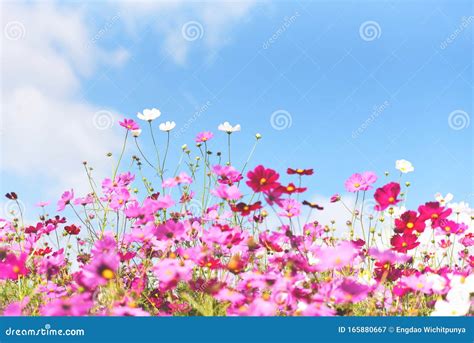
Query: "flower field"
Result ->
[[1, 110, 472, 317]]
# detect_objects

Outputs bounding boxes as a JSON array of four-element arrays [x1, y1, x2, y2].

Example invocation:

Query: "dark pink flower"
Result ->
[[119, 118, 139, 131], [374, 182, 401, 211], [246, 165, 280, 193]]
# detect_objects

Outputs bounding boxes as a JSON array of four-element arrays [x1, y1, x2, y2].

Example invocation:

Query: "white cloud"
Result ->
[[0, 2, 125, 199], [116, 0, 259, 64], [0, 0, 260, 206]]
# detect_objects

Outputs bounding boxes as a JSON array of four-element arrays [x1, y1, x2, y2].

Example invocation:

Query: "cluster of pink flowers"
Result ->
[[0, 116, 472, 316]]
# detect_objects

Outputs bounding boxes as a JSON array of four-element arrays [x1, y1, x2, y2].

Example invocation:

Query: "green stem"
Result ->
[[113, 130, 129, 180]]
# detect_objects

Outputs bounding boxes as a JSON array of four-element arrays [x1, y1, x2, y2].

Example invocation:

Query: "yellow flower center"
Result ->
[[444, 226, 451, 232], [406, 222, 414, 229], [259, 178, 267, 185], [243, 206, 249, 211], [101, 268, 115, 280], [12, 266, 20, 274], [287, 186, 295, 192], [388, 197, 395, 203], [296, 169, 304, 173], [354, 183, 360, 188], [402, 242, 408, 247], [432, 214, 439, 219]]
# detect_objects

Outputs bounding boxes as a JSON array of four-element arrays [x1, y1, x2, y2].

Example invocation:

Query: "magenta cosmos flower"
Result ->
[[82, 252, 120, 289], [374, 182, 401, 211], [195, 131, 214, 143], [0, 253, 28, 280], [119, 118, 139, 131], [246, 165, 280, 193], [212, 165, 243, 185], [344, 171, 377, 192]]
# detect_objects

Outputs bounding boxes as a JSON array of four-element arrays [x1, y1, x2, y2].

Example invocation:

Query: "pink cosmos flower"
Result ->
[[35, 201, 50, 207], [153, 258, 194, 291], [40, 294, 92, 316], [57, 189, 74, 211], [400, 274, 433, 294], [73, 194, 94, 206], [110, 306, 151, 316], [211, 184, 242, 201], [278, 198, 301, 218], [119, 118, 139, 131], [316, 241, 358, 271], [162, 172, 193, 188], [155, 220, 186, 241], [344, 172, 377, 192], [264, 187, 283, 206], [368, 248, 411, 264], [390, 233, 419, 253], [82, 252, 120, 289], [37, 281, 68, 299], [195, 131, 214, 143], [460, 233, 474, 247], [436, 219, 465, 235], [109, 188, 131, 210], [336, 278, 371, 303], [246, 165, 280, 193], [418, 201, 452, 227], [38, 249, 66, 278], [212, 165, 243, 185], [91, 232, 117, 256], [0, 253, 28, 280], [3, 296, 30, 316], [374, 182, 401, 211]]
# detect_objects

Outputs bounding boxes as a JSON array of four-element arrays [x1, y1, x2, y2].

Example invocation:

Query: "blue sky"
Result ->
[[1, 0, 472, 218]]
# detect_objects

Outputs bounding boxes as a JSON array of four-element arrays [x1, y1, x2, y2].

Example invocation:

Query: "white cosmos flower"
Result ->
[[425, 273, 447, 293], [218, 121, 241, 133], [395, 159, 414, 173], [159, 121, 176, 132], [435, 192, 454, 205], [137, 108, 161, 121], [448, 201, 471, 215], [450, 274, 474, 293], [431, 296, 470, 316], [131, 129, 142, 137]]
